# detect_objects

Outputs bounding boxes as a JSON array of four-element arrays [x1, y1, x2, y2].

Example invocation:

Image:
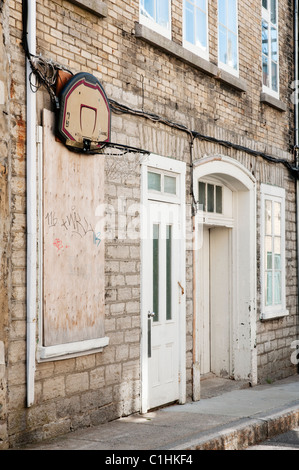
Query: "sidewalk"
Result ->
[[16, 375, 299, 451]]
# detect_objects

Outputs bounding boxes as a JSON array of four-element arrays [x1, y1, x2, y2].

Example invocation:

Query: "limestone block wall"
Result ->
[[1, 0, 297, 448]]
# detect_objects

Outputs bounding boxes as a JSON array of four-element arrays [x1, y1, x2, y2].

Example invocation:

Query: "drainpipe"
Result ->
[[295, 0, 299, 374], [25, 0, 37, 407]]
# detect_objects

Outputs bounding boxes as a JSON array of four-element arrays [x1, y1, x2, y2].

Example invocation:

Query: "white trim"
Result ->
[[38, 337, 109, 362], [261, 0, 280, 98], [140, 0, 172, 40], [260, 184, 288, 320], [218, 0, 239, 77], [183, 0, 209, 61], [141, 154, 186, 413]]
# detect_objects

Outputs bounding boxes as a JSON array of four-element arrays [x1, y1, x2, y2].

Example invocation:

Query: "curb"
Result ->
[[167, 404, 299, 450]]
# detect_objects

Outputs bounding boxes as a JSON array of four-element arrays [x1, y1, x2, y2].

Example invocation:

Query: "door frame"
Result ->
[[193, 155, 257, 399], [140, 154, 186, 413]]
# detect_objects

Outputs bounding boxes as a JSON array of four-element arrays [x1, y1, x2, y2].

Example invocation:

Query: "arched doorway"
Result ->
[[192, 156, 257, 399]]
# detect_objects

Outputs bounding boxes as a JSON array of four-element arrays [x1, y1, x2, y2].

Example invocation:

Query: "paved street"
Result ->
[[247, 427, 299, 450]]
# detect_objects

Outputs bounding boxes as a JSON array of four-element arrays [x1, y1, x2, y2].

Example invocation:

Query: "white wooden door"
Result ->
[[199, 226, 232, 378], [145, 201, 181, 410]]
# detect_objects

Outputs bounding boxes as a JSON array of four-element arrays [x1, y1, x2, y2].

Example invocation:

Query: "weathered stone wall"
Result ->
[[3, 0, 298, 448]]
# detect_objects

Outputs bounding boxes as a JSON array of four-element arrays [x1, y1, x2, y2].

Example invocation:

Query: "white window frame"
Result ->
[[218, 0, 239, 77], [262, 0, 279, 99], [183, 0, 209, 61], [140, 0, 172, 40], [260, 184, 288, 320]]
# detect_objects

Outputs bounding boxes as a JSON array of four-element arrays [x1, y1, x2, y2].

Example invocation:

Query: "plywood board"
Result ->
[[42, 109, 105, 347]]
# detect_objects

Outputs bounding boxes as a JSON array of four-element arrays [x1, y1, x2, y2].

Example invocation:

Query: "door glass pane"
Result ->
[[216, 186, 222, 213], [198, 182, 206, 211], [164, 175, 176, 194], [166, 225, 172, 320], [153, 224, 159, 322], [148, 172, 161, 191], [207, 184, 214, 212]]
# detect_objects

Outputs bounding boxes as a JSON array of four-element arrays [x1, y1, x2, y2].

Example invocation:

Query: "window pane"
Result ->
[[262, 21, 269, 56], [218, 0, 226, 25], [271, 0, 277, 24], [153, 224, 159, 322], [227, 0, 237, 33], [216, 186, 223, 213], [142, 0, 155, 20], [148, 172, 161, 191], [274, 202, 281, 235], [219, 24, 227, 64], [157, 0, 169, 29], [274, 237, 281, 269], [271, 26, 278, 62], [266, 272, 273, 306], [262, 0, 268, 9], [195, 7, 207, 48], [272, 61, 278, 92], [164, 175, 176, 195], [262, 55, 269, 87], [274, 271, 281, 304], [198, 182, 206, 211], [185, 1, 194, 44], [207, 184, 214, 212], [228, 31, 238, 70], [166, 225, 172, 320], [265, 235, 272, 269], [265, 200, 272, 235]]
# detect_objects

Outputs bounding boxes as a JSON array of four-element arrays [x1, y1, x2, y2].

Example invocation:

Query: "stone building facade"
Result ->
[[0, 0, 298, 448]]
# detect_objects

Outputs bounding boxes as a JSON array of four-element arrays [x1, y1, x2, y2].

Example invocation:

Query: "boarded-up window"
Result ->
[[41, 110, 107, 355]]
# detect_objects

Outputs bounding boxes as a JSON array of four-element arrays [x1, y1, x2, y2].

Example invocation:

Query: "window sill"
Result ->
[[67, 0, 108, 18], [260, 309, 289, 321], [134, 23, 247, 93], [37, 337, 110, 362], [260, 92, 287, 112]]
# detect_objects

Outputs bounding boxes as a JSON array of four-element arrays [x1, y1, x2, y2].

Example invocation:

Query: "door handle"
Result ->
[[147, 311, 155, 358]]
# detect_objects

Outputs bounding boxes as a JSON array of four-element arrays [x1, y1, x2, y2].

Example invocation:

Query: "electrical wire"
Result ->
[[109, 99, 299, 178]]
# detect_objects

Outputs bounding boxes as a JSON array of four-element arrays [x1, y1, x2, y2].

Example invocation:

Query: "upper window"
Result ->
[[140, 0, 171, 39], [148, 171, 177, 196], [218, 0, 239, 76], [260, 184, 288, 320], [183, 0, 209, 60], [262, 0, 279, 97]]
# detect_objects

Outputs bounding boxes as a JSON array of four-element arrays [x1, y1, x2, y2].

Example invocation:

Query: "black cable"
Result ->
[[109, 99, 299, 178]]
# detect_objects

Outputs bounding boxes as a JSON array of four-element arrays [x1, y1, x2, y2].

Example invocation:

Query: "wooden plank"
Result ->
[[42, 109, 105, 347]]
